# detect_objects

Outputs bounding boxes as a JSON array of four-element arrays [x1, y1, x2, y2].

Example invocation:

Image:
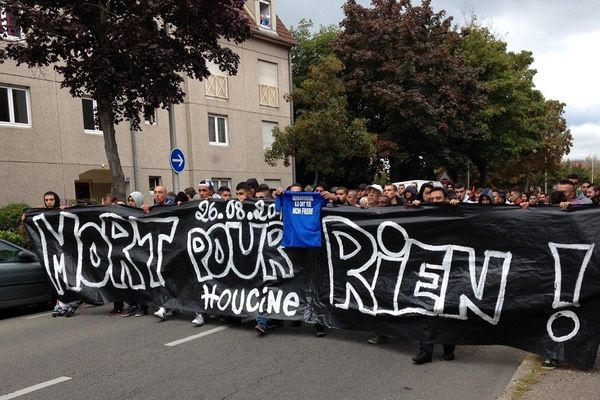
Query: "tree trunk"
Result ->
[[524, 169, 530, 194], [97, 96, 127, 201], [476, 161, 488, 188]]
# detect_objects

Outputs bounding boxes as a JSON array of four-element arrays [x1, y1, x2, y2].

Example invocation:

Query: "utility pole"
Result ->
[[592, 155, 595, 184], [165, 22, 180, 193]]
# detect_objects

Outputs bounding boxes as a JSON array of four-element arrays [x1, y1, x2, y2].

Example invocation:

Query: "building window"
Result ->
[[1, 8, 23, 40], [0, 85, 30, 127], [208, 114, 228, 145], [264, 179, 281, 189], [258, 60, 278, 108], [212, 178, 231, 190], [205, 61, 229, 99], [261, 121, 278, 149], [259, 0, 272, 29], [149, 176, 161, 192], [82, 98, 102, 134]]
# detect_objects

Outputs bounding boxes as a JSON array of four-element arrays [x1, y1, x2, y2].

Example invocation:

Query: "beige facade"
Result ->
[[0, 1, 293, 207]]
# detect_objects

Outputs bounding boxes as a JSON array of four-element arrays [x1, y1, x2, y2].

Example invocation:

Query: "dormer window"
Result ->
[[259, 0, 272, 29], [1, 8, 23, 40]]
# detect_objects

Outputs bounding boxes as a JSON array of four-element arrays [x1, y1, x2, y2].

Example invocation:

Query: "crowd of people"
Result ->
[[36, 172, 595, 367]]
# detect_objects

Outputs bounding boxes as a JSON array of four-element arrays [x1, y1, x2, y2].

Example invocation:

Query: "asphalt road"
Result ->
[[0, 305, 526, 400]]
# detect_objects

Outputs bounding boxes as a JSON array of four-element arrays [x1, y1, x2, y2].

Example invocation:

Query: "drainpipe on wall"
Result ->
[[164, 24, 180, 193], [288, 48, 296, 183], [130, 123, 140, 192], [168, 104, 180, 193]]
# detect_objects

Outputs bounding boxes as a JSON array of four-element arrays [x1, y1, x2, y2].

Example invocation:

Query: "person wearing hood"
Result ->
[[127, 191, 144, 208], [403, 185, 418, 206], [478, 189, 495, 206], [43, 191, 61, 209], [40, 191, 82, 318], [417, 182, 434, 203], [121, 191, 151, 317]]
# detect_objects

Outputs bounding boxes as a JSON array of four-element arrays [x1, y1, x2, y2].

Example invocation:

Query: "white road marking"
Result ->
[[24, 312, 53, 320], [0, 376, 72, 400], [165, 318, 254, 347], [165, 325, 231, 347]]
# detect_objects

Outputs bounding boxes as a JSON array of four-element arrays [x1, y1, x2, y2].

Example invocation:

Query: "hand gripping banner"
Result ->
[[24, 200, 600, 368]]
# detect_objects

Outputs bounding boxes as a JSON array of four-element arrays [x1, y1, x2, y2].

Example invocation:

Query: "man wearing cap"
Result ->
[[366, 184, 384, 208], [198, 179, 222, 200]]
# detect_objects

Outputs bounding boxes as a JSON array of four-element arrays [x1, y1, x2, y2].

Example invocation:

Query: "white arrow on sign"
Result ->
[[172, 153, 184, 168]]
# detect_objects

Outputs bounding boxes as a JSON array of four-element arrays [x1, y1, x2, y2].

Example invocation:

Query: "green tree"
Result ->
[[289, 19, 339, 90], [265, 55, 375, 184], [521, 100, 573, 191], [0, 0, 251, 200], [459, 22, 548, 187], [334, 0, 485, 181]]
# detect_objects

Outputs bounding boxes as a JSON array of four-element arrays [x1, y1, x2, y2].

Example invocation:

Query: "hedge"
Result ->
[[0, 203, 31, 248]]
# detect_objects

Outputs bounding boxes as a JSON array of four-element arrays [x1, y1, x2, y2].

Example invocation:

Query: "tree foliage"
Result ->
[[0, 0, 252, 199], [458, 22, 548, 187], [334, 0, 485, 181], [265, 54, 375, 183], [289, 18, 339, 90]]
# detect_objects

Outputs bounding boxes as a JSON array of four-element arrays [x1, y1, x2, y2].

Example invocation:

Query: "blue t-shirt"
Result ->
[[278, 191, 327, 247]]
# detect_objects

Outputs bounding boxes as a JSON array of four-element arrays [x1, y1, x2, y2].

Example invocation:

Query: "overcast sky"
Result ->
[[277, 0, 600, 160]]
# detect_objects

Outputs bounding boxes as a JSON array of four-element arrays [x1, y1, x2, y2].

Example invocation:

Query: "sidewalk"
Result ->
[[500, 350, 600, 400]]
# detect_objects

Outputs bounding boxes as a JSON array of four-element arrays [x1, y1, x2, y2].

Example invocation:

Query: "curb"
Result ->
[[497, 354, 543, 400]]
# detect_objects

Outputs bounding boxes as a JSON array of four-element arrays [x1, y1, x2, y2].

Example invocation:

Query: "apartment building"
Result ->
[[0, 0, 294, 206]]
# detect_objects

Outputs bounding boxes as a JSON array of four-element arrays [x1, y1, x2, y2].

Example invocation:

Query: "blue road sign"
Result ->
[[170, 148, 185, 174]]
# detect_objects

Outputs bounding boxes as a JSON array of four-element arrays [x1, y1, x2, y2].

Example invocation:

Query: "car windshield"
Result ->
[[0, 241, 19, 262]]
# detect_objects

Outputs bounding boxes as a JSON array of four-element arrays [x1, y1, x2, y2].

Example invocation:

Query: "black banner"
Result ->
[[24, 200, 600, 368]]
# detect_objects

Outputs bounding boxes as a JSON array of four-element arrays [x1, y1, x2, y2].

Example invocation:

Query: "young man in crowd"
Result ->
[[198, 179, 221, 200], [556, 178, 592, 209], [383, 183, 401, 205], [235, 182, 253, 202], [454, 183, 474, 203], [255, 184, 272, 199], [184, 186, 197, 201], [218, 186, 232, 200], [347, 190, 359, 206], [586, 185, 599, 204], [335, 186, 350, 206]]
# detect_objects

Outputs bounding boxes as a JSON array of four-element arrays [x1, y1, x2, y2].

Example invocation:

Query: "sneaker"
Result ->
[[541, 358, 558, 370], [108, 308, 123, 316], [121, 305, 139, 317], [443, 351, 455, 361], [412, 351, 433, 365], [52, 305, 63, 318], [368, 334, 388, 344], [154, 307, 168, 320], [255, 323, 267, 335], [315, 325, 326, 337], [63, 307, 75, 318], [192, 313, 205, 326]]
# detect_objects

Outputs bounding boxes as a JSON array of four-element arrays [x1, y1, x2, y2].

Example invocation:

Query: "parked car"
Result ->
[[0, 239, 54, 310]]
